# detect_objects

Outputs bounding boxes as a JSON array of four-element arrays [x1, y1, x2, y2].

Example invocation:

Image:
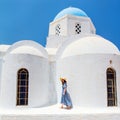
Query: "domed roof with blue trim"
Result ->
[[54, 7, 88, 20]]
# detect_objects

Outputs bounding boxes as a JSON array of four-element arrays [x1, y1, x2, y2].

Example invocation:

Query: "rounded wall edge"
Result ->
[[5, 40, 48, 59], [56, 35, 119, 60]]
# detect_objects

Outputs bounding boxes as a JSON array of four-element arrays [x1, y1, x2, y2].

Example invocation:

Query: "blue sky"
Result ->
[[0, 0, 120, 49]]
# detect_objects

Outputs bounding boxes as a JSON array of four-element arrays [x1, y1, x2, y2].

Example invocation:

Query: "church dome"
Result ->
[[60, 36, 119, 58], [54, 7, 88, 20], [10, 46, 45, 57], [7, 40, 48, 58]]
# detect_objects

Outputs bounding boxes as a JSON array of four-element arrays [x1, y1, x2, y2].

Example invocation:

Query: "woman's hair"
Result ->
[[62, 80, 67, 84]]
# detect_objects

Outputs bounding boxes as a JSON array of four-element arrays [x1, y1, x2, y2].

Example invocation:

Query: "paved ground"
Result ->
[[0, 104, 120, 120]]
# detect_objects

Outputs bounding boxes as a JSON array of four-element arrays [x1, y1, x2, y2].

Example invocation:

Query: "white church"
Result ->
[[0, 7, 120, 120]]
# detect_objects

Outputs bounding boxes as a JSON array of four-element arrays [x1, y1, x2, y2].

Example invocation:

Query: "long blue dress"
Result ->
[[61, 82, 72, 107]]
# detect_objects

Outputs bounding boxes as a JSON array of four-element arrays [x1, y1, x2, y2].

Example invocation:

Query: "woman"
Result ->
[[60, 77, 72, 109]]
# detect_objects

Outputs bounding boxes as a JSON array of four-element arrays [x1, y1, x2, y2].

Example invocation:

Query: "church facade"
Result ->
[[0, 7, 120, 110]]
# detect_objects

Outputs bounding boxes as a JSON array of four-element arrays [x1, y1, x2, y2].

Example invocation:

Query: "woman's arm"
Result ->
[[63, 83, 67, 95], [63, 88, 67, 95]]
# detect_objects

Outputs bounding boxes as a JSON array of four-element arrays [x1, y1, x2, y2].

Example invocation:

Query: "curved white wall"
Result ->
[[56, 35, 119, 59], [0, 40, 59, 109], [0, 40, 52, 108], [0, 53, 50, 108], [56, 54, 120, 108]]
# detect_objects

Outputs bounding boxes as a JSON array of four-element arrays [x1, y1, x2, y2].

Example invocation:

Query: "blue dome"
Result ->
[[54, 7, 88, 20]]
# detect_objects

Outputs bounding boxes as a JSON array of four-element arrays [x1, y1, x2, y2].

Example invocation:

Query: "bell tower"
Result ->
[[46, 7, 96, 48]]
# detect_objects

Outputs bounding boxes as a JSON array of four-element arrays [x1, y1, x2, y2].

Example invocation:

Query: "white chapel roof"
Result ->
[[60, 36, 119, 58], [10, 46, 46, 57], [7, 40, 48, 58]]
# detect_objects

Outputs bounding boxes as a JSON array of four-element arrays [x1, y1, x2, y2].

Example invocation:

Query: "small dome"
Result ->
[[60, 36, 119, 58], [10, 46, 45, 57], [54, 7, 88, 20], [7, 40, 48, 58]]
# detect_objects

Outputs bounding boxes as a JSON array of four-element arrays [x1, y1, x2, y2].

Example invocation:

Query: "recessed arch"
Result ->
[[16, 68, 29, 106], [106, 68, 117, 106]]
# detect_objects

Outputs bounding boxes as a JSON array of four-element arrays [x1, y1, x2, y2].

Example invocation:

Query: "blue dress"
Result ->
[[61, 82, 72, 107]]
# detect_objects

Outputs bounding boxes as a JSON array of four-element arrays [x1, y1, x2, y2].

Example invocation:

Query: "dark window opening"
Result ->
[[106, 68, 117, 106], [75, 23, 81, 34], [17, 68, 29, 106]]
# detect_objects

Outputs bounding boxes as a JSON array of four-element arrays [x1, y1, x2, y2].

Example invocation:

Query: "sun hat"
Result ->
[[60, 77, 67, 82]]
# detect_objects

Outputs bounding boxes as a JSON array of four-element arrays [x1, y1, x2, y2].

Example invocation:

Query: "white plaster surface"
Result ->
[[47, 14, 95, 48], [56, 54, 120, 107], [0, 45, 10, 52], [0, 105, 120, 120], [10, 46, 45, 57], [49, 15, 95, 37], [7, 40, 48, 58], [59, 36, 119, 58], [0, 54, 51, 108], [0, 45, 10, 58]]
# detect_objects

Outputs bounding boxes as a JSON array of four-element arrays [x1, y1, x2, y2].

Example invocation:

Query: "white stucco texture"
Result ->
[[60, 36, 119, 58], [0, 40, 51, 108], [7, 40, 48, 58], [56, 35, 120, 108]]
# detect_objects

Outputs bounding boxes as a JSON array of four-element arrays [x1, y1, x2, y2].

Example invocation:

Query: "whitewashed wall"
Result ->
[[0, 53, 50, 108], [56, 54, 120, 108]]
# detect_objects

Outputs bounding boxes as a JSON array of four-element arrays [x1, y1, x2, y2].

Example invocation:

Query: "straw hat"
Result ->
[[60, 77, 67, 82]]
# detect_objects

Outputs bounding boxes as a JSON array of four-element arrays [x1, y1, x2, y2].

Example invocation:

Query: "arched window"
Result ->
[[106, 68, 117, 106], [16, 68, 29, 106]]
